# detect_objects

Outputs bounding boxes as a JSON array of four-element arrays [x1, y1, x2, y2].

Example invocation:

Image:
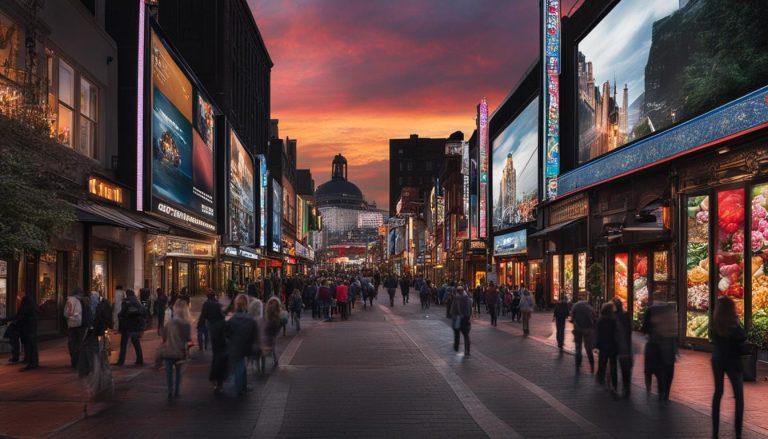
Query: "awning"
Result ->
[[529, 218, 582, 239], [73, 202, 168, 233]]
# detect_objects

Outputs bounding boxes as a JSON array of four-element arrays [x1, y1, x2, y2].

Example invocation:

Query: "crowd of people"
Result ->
[[0, 269, 750, 436]]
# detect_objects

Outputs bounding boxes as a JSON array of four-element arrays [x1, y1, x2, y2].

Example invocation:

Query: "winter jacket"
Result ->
[[226, 312, 257, 360], [160, 318, 192, 360], [117, 297, 147, 333]]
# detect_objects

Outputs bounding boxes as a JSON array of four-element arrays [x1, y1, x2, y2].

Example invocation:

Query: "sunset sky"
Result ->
[[249, 0, 579, 206]]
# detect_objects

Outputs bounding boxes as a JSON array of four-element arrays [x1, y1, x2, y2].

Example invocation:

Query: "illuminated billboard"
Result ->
[[478, 98, 489, 239], [271, 179, 282, 253], [543, 0, 560, 199], [492, 98, 539, 231], [576, 0, 768, 164], [259, 154, 267, 248], [148, 28, 217, 233], [228, 129, 254, 245], [493, 229, 527, 257]]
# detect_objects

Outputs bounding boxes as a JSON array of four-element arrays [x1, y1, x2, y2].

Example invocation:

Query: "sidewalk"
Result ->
[[473, 308, 768, 435]]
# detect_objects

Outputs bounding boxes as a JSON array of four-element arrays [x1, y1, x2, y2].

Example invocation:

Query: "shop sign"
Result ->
[[238, 249, 259, 260], [88, 176, 126, 207], [470, 240, 486, 250], [493, 229, 527, 256], [154, 200, 216, 233], [223, 246, 238, 256], [549, 193, 588, 226], [542, 0, 561, 200], [166, 237, 213, 257]]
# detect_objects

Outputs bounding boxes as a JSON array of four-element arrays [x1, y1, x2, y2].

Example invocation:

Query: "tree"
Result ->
[[0, 116, 74, 257]]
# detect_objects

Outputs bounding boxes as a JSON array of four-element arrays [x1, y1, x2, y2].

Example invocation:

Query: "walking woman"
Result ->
[[711, 296, 746, 439], [159, 299, 191, 401], [519, 289, 535, 335]]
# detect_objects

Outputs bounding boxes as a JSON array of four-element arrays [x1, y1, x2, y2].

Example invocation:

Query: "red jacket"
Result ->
[[336, 285, 349, 302]]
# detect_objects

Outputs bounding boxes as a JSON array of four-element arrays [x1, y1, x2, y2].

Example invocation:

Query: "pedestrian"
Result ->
[[290, 288, 303, 331], [420, 280, 432, 311], [115, 289, 147, 366], [519, 288, 535, 335], [336, 281, 349, 320], [64, 287, 87, 368], [112, 285, 126, 333], [535, 281, 544, 311], [226, 294, 257, 396], [139, 285, 151, 327], [613, 298, 633, 397], [318, 281, 332, 321], [641, 299, 677, 400], [511, 289, 521, 322], [486, 282, 500, 326], [444, 282, 456, 318], [400, 275, 410, 305], [384, 273, 398, 307], [199, 290, 227, 394], [595, 302, 618, 393], [473, 285, 483, 316], [155, 288, 168, 335], [262, 296, 283, 370], [553, 296, 570, 351], [710, 296, 746, 439], [16, 293, 39, 370], [158, 299, 191, 401], [450, 286, 472, 356], [571, 294, 596, 373], [2, 317, 21, 363]]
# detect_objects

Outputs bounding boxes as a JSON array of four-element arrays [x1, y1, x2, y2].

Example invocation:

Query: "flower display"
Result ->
[[717, 188, 744, 318]]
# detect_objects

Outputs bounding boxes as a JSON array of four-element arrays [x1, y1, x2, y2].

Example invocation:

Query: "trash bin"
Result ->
[[741, 342, 758, 382]]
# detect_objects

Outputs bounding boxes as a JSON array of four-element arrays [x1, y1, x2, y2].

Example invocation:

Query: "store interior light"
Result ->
[[717, 146, 730, 155]]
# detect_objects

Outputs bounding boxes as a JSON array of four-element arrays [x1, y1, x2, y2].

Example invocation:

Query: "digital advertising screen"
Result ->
[[271, 179, 282, 253], [493, 229, 527, 257], [576, 0, 768, 165], [492, 98, 539, 232], [149, 29, 217, 233], [228, 128, 255, 245]]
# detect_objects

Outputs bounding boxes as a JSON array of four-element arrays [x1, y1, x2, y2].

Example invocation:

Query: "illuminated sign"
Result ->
[[478, 98, 489, 239], [470, 240, 486, 250], [88, 176, 125, 206], [166, 237, 213, 258], [493, 229, 527, 256], [271, 178, 282, 253], [228, 128, 255, 245], [543, 0, 560, 200], [223, 246, 238, 256], [259, 154, 267, 247]]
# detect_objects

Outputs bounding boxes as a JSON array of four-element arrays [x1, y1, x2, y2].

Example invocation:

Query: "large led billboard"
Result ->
[[271, 179, 282, 253], [493, 229, 527, 257], [576, 0, 768, 165], [148, 29, 217, 233], [492, 97, 539, 232], [228, 129, 255, 245]]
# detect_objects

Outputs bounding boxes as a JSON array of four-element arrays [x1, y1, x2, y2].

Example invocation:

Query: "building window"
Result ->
[[52, 57, 99, 160]]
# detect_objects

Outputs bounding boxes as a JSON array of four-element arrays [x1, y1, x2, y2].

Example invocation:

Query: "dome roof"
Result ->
[[314, 153, 365, 208], [315, 179, 364, 208]]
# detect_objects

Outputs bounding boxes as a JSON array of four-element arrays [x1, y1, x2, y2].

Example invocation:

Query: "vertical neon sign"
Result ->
[[259, 154, 267, 247], [543, 0, 561, 200], [136, 0, 146, 210], [478, 98, 489, 239]]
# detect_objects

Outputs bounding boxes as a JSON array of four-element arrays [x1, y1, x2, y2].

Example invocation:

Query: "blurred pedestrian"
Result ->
[[384, 273, 398, 307], [519, 288, 535, 335], [158, 299, 191, 401], [336, 281, 349, 320], [115, 289, 147, 366], [400, 275, 410, 305], [613, 298, 633, 397], [641, 299, 677, 400], [64, 287, 86, 368], [450, 287, 472, 356], [571, 294, 596, 373], [485, 282, 500, 326], [553, 296, 570, 351], [155, 288, 168, 335], [199, 290, 226, 394], [16, 293, 39, 371], [262, 296, 283, 370], [290, 289, 303, 331], [226, 295, 257, 396], [420, 280, 432, 311], [711, 296, 746, 438], [112, 285, 126, 333], [595, 302, 618, 393]]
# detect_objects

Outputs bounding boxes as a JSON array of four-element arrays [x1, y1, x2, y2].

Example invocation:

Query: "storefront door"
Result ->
[[611, 246, 672, 329], [177, 261, 190, 294], [196, 262, 210, 295]]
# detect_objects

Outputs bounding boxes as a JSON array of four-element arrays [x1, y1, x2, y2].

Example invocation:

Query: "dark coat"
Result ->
[[225, 312, 257, 361], [117, 297, 147, 333], [16, 295, 38, 337], [596, 317, 618, 355]]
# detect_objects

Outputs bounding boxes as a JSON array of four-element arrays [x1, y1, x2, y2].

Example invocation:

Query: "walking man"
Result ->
[[571, 294, 596, 372], [450, 286, 472, 356], [485, 282, 500, 326], [384, 273, 398, 307], [115, 290, 147, 366]]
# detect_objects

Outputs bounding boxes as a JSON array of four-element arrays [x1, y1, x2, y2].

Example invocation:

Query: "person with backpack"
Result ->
[[64, 287, 89, 369], [115, 289, 147, 366]]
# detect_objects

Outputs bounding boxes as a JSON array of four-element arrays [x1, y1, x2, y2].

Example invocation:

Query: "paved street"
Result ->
[[2, 293, 766, 438]]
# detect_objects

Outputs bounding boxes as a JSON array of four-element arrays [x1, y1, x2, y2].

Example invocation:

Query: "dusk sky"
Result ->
[[249, 0, 579, 206]]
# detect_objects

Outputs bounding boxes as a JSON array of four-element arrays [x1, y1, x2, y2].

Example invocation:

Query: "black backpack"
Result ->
[[79, 297, 95, 329], [94, 299, 113, 333]]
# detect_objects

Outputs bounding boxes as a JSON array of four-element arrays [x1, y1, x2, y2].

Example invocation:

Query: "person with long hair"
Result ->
[[710, 296, 746, 438], [158, 299, 191, 401], [226, 294, 257, 396]]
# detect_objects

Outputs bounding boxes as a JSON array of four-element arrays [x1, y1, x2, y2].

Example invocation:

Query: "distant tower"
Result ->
[[498, 154, 517, 224], [587, 62, 595, 114], [621, 83, 629, 138], [331, 154, 347, 180]]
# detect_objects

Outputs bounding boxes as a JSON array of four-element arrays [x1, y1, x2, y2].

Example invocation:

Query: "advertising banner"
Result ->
[[259, 154, 267, 247], [492, 98, 539, 232], [228, 129, 255, 245], [493, 229, 527, 256], [478, 98, 489, 239], [543, 0, 560, 200], [149, 29, 216, 232], [271, 178, 282, 253]]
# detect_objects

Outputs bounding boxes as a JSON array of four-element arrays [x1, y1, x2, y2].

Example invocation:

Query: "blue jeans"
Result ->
[[164, 359, 182, 396], [233, 358, 247, 394]]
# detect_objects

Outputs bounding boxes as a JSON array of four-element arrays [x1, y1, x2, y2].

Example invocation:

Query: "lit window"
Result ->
[[51, 56, 99, 159], [57, 61, 75, 146], [79, 78, 98, 158]]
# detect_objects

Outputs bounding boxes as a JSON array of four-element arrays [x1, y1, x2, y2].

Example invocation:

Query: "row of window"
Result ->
[[398, 161, 435, 172], [53, 56, 99, 160]]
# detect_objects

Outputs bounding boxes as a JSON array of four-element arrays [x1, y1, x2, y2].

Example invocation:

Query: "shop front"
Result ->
[[145, 236, 216, 296], [679, 142, 768, 344], [464, 239, 488, 288], [493, 228, 541, 290], [218, 246, 261, 296]]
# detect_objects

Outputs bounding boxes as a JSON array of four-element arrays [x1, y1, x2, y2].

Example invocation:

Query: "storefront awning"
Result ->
[[529, 218, 583, 239], [73, 202, 168, 233]]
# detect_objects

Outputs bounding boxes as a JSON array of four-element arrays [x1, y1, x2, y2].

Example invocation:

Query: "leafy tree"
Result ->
[[0, 117, 74, 257]]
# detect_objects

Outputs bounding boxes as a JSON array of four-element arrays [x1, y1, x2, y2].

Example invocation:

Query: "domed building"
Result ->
[[313, 154, 385, 264]]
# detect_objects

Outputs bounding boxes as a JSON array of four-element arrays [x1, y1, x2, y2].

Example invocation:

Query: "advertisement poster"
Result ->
[[478, 98, 489, 239], [271, 179, 282, 253], [492, 98, 539, 231], [493, 229, 527, 256], [150, 29, 215, 231], [228, 129, 255, 245], [543, 0, 560, 200], [259, 155, 267, 248], [576, 0, 768, 164]]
